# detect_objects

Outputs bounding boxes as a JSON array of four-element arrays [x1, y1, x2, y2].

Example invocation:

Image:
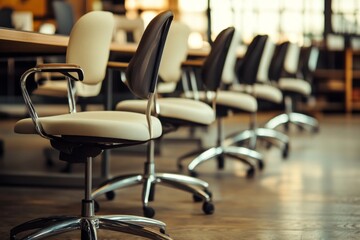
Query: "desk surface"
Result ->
[[0, 28, 208, 57]]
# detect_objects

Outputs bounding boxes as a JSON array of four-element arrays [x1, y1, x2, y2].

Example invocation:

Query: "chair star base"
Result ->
[[92, 172, 214, 218], [225, 127, 290, 159], [10, 213, 171, 240], [265, 112, 319, 133], [178, 145, 263, 178]]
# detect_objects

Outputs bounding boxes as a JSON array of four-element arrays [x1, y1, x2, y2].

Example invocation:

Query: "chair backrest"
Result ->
[[256, 38, 276, 83], [221, 29, 241, 86], [53, 0, 75, 35], [298, 45, 319, 83], [158, 21, 190, 83], [236, 35, 268, 85], [113, 15, 144, 44], [268, 41, 290, 81], [126, 11, 173, 99], [66, 11, 114, 96], [201, 27, 235, 91], [283, 42, 301, 76]]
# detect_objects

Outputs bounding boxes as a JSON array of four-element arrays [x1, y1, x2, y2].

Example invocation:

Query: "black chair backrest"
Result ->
[[268, 41, 290, 82], [126, 11, 173, 99], [236, 35, 268, 85], [53, 0, 75, 35], [298, 45, 319, 83], [0, 7, 14, 28], [201, 27, 235, 91]]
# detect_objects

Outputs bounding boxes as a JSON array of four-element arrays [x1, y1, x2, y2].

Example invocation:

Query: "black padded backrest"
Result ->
[[298, 46, 319, 83], [201, 27, 235, 91], [236, 35, 268, 85], [126, 11, 173, 99], [268, 41, 290, 81]]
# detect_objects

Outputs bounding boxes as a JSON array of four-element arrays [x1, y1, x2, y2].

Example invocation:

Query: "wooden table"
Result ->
[[0, 27, 208, 57]]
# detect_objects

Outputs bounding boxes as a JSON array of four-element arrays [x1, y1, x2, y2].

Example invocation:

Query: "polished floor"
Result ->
[[0, 111, 359, 239]]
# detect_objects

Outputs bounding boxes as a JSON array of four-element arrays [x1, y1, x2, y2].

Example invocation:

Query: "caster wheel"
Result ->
[[61, 163, 72, 173], [105, 191, 115, 201], [143, 206, 155, 218], [313, 126, 320, 133], [193, 189, 212, 202], [282, 143, 289, 159], [46, 157, 54, 167], [189, 170, 198, 178], [217, 155, 225, 169], [202, 202, 214, 215], [257, 160, 265, 170], [265, 142, 273, 149], [177, 163, 183, 171], [94, 200, 100, 212], [246, 167, 255, 178]]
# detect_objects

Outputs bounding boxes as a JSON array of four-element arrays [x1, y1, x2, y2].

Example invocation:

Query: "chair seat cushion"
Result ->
[[14, 111, 162, 141], [181, 91, 257, 113], [116, 98, 215, 125], [231, 83, 283, 103], [278, 78, 311, 96], [217, 91, 257, 112]]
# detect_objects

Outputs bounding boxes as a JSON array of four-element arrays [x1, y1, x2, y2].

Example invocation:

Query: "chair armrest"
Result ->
[[19, 64, 84, 138], [35, 63, 84, 81]]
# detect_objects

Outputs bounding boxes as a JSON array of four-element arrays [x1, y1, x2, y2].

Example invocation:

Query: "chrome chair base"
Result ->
[[11, 156, 171, 240], [92, 172, 214, 218], [10, 213, 171, 240], [92, 141, 214, 218], [178, 145, 263, 178], [225, 127, 290, 158], [264, 112, 319, 133]]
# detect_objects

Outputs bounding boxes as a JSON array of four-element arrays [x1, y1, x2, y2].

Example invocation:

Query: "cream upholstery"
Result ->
[[15, 111, 162, 141], [278, 77, 311, 96], [117, 98, 215, 125], [157, 21, 191, 94], [231, 84, 283, 104]]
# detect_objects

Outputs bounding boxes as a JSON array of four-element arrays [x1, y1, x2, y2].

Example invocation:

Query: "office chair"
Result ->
[[264, 43, 320, 132], [228, 37, 290, 158], [178, 34, 269, 178], [11, 11, 174, 240], [92, 21, 217, 218]]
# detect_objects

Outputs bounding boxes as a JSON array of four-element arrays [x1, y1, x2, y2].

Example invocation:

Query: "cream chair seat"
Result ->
[[117, 98, 215, 125], [278, 77, 311, 96], [231, 83, 283, 104], [15, 111, 162, 141]]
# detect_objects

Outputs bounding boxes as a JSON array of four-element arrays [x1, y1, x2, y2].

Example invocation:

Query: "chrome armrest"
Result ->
[[20, 63, 84, 138]]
